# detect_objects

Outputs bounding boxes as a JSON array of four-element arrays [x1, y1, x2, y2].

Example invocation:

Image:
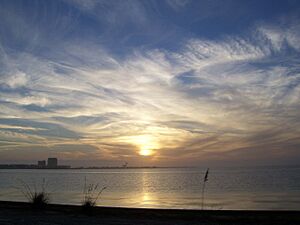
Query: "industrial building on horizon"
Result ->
[[37, 158, 69, 169], [47, 158, 58, 168], [0, 157, 70, 169]]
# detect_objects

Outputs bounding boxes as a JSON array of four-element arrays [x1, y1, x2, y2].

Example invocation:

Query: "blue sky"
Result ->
[[0, 0, 300, 166]]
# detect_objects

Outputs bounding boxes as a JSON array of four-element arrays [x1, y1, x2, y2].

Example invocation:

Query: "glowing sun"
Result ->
[[139, 148, 153, 156], [117, 134, 159, 156], [128, 134, 158, 156]]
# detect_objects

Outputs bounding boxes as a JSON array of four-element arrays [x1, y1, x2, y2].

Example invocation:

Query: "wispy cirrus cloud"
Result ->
[[0, 1, 300, 166]]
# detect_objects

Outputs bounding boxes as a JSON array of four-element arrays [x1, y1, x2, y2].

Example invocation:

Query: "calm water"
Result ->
[[0, 167, 299, 210]]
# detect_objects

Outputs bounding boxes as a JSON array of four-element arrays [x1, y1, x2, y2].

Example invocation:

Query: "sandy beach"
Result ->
[[0, 201, 299, 225]]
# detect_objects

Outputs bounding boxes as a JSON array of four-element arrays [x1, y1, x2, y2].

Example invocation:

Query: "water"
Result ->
[[0, 167, 299, 210]]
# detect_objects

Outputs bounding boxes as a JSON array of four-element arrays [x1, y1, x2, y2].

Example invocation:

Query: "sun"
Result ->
[[128, 134, 158, 156], [134, 135, 158, 156], [116, 134, 159, 156], [139, 148, 153, 156]]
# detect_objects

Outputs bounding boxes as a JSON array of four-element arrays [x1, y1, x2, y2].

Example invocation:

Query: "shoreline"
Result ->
[[0, 201, 299, 225], [0, 166, 187, 170]]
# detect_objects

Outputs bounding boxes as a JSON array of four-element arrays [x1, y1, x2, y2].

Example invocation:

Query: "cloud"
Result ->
[[64, 0, 99, 11], [63, 0, 149, 28], [4, 71, 28, 88], [258, 25, 300, 52], [166, 0, 190, 11], [0, 118, 81, 140], [0, 5, 300, 166]]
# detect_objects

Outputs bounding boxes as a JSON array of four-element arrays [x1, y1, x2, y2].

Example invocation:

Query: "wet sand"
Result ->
[[0, 201, 299, 225]]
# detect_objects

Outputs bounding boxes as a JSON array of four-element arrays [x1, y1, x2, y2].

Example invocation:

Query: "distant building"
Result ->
[[37, 160, 46, 167], [47, 158, 58, 168], [0, 157, 70, 169]]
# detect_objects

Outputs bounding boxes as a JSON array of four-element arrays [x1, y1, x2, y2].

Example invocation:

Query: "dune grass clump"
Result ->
[[17, 178, 50, 209], [201, 168, 209, 210], [29, 191, 49, 208], [82, 177, 106, 212]]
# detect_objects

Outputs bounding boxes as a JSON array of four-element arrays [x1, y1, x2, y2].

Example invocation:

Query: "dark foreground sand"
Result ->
[[0, 201, 299, 225]]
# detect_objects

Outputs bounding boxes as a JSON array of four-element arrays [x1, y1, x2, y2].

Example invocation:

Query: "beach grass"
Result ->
[[16, 178, 50, 209], [82, 177, 106, 213]]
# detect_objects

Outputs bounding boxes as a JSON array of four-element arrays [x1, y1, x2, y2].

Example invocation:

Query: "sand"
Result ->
[[0, 201, 299, 225]]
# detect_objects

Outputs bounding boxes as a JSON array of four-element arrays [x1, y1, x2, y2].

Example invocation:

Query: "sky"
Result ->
[[0, 0, 300, 167]]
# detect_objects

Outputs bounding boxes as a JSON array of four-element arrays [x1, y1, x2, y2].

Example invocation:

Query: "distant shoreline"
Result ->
[[0, 165, 188, 169], [0, 201, 299, 225], [1, 164, 299, 170]]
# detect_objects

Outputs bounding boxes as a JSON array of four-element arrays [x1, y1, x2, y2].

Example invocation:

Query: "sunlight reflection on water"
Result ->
[[0, 167, 300, 210]]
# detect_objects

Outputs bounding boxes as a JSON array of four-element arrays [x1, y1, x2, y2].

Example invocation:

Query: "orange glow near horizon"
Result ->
[[117, 134, 158, 156], [135, 135, 157, 156], [139, 148, 153, 156]]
